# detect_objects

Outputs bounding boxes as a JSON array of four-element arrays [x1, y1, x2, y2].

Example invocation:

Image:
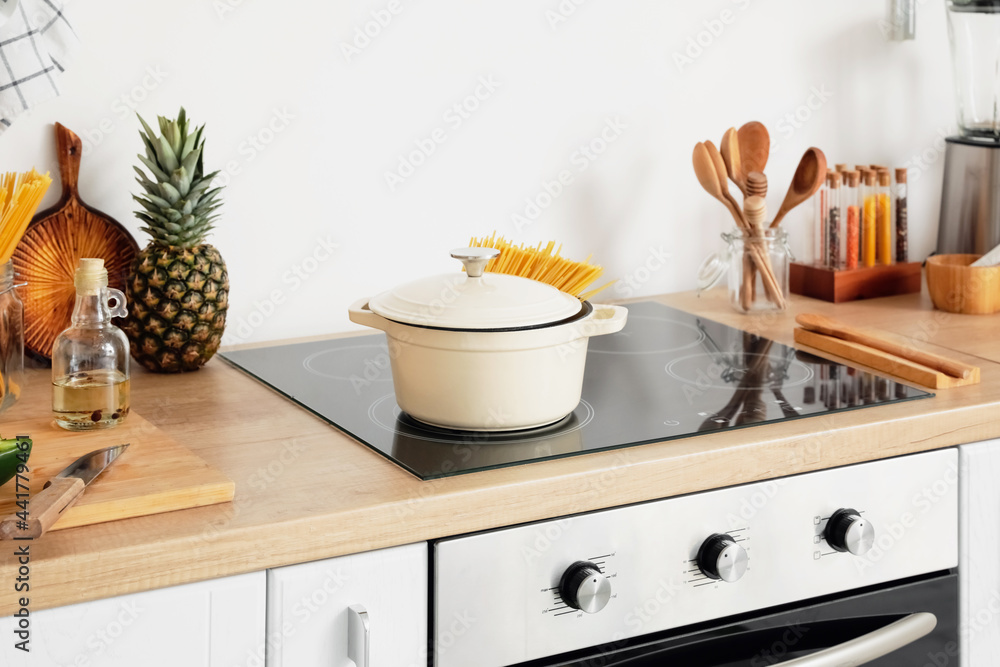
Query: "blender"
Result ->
[[938, 0, 1000, 254]]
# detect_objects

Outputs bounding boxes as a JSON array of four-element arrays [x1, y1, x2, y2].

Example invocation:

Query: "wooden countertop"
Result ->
[[2, 289, 998, 615]]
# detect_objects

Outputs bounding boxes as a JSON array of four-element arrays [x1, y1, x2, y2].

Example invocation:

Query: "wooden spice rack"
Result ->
[[789, 262, 922, 303]]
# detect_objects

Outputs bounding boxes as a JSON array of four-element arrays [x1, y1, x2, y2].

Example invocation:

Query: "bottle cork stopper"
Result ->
[[895, 167, 907, 183], [878, 170, 890, 186], [847, 170, 860, 188], [863, 170, 876, 186], [830, 171, 842, 188], [75, 258, 108, 291], [835, 163, 848, 172], [744, 195, 767, 229]]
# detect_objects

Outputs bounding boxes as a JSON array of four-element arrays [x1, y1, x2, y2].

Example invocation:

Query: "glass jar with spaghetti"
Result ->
[[0, 260, 24, 415]]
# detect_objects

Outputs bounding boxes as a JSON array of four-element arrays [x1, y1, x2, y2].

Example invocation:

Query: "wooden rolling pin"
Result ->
[[795, 313, 975, 379]]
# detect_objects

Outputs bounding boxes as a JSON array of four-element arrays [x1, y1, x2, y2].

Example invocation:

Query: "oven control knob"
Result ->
[[825, 508, 875, 556], [697, 534, 748, 583], [558, 561, 611, 614]]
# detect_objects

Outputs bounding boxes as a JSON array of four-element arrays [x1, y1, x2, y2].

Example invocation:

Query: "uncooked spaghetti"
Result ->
[[0, 169, 52, 264], [468, 233, 614, 301]]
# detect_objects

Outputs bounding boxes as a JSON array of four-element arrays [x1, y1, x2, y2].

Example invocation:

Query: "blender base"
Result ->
[[938, 136, 1000, 255]]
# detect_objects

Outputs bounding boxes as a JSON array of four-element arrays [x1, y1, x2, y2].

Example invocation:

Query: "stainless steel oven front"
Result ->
[[431, 449, 958, 667]]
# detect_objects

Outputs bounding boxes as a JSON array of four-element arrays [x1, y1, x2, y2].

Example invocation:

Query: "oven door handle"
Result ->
[[777, 612, 937, 666]]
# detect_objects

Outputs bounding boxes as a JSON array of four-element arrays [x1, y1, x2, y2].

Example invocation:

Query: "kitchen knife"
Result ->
[[0, 443, 129, 539]]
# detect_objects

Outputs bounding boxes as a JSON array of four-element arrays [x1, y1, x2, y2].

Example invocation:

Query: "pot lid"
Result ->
[[368, 247, 584, 330]]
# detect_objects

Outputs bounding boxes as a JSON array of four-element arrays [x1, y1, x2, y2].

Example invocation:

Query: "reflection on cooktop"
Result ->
[[221, 301, 933, 480]]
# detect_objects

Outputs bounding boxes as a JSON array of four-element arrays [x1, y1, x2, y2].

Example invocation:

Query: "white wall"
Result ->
[[1, 0, 955, 345]]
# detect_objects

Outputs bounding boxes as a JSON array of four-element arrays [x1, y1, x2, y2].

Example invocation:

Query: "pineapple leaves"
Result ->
[[155, 136, 179, 173], [134, 107, 222, 249], [158, 181, 182, 204], [171, 166, 193, 196], [179, 144, 201, 178], [138, 155, 170, 183]]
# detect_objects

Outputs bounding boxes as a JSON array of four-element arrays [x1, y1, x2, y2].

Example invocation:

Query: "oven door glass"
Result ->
[[515, 572, 957, 667]]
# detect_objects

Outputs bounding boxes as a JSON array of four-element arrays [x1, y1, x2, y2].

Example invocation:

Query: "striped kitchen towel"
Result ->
[[0, 0, 78, 133]]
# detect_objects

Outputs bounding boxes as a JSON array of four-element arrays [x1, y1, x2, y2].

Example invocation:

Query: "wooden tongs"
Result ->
[[793, 313, 980, 389]]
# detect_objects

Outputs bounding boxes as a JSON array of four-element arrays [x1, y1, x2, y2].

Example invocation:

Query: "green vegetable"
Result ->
[[0, 436, 31, 487]]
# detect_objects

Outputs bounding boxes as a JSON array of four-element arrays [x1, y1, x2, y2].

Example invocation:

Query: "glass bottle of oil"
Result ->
[[52, 259, 130, 430]]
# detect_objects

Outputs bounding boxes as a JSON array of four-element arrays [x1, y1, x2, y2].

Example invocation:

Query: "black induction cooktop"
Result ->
[[221, 302, 931, 480]]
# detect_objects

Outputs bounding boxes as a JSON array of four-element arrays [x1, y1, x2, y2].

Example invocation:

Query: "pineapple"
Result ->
[[123, 108, 229, 373]]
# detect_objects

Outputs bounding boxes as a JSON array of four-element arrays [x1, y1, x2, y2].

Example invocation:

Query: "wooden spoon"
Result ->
[[720, 127, 747, 198], [770, 147, 827, 228], [738, 121, 770, 175], [704, 140, 748, 228], [694, 141, 783, 307], [692, 142, 745, 230], [795, 313, 974, 379]]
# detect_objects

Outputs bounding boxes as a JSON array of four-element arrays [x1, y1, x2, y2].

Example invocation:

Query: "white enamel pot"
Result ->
[[347, 248, 628, 431]]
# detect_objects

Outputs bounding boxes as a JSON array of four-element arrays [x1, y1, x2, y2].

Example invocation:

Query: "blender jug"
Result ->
[[938, 0, 1000, 254]]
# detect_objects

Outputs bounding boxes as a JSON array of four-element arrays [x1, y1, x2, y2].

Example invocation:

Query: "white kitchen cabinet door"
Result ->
[[0, 570, 265, 667], [960, 440, 1000, 667], [267, 542, 427, 667]]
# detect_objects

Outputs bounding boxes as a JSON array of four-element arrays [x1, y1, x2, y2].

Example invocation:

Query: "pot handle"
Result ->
[[577, 304, 628, 338], [348, 298, 389, 331]]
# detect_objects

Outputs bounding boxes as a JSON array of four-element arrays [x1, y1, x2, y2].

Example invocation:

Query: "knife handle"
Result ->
[[0, 477, 86, 539]]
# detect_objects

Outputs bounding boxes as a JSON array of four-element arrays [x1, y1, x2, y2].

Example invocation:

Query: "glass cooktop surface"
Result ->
[[221, 302, 931, 480]]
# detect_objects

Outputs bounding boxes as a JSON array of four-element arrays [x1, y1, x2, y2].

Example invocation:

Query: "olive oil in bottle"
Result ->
[[51, 259, 130, 431]]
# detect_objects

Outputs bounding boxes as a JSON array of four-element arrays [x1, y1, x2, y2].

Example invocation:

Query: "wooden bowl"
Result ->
[[926, 254, 1000, 315]]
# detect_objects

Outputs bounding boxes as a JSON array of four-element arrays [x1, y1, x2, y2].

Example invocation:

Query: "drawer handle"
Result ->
[[348, 604, 370, 667]]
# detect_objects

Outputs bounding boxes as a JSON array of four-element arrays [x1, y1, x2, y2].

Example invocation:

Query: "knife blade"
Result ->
[[47, 444, 129, 488], [0, 443, 130, 540]]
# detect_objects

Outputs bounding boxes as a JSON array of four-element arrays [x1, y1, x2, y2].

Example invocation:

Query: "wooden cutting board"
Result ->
[[11, 122, 139, 361], [0, 410, 234, 531]]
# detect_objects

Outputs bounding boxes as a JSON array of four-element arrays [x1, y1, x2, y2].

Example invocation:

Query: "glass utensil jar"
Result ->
[[697, 228, 791, 314], [51, 258, 130, 430], [0, 260, 24, 415]]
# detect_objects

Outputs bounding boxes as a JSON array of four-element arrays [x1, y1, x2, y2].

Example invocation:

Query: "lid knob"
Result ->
[[450, 247, 500, 278]]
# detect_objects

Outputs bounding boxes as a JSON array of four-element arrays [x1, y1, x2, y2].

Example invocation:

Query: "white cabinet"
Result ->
[[0, 570, 265, 667], [267, 542, 427, 667], [960, 440, 1000, 667]]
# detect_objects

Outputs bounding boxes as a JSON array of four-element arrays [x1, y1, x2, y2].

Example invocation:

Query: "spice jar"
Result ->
[[0, 260, 24, 415], [895, 167, 908, 262]]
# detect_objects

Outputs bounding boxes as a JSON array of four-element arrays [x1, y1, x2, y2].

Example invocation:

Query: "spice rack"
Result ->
[[789, 261, 922, 303], [793, 163, 917, 302]]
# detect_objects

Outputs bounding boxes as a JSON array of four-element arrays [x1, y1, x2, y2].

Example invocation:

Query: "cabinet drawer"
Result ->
[[267, 542, 427, 667], [0, 570, 265, 666]]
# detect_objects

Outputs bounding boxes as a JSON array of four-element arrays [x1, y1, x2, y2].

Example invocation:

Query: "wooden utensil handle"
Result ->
[[740, 251, 753, 311], [796, 313, 973, 379], [54, 122, 83, 198], [0, 477, 85, 540], [748, 244, 785, 308]]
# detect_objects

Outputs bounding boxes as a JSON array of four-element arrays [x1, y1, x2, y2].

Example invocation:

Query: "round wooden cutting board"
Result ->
[[11, 123, 139, 361]]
